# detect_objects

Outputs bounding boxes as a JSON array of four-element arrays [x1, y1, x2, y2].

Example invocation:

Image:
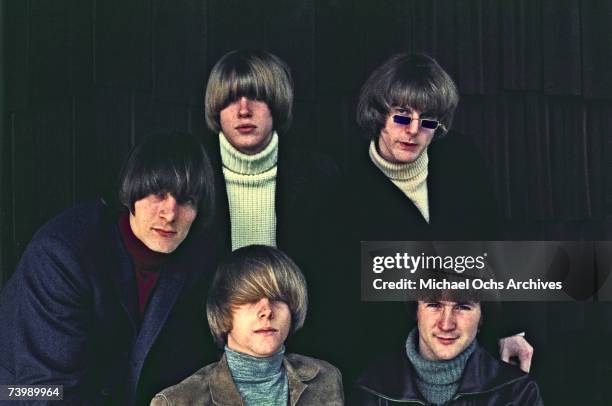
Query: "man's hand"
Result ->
[[499, 334, 534, 373]]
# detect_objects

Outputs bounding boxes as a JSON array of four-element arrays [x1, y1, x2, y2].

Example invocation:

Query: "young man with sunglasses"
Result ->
[[340, 53, 533, 385], [353, 53, 498, 240]]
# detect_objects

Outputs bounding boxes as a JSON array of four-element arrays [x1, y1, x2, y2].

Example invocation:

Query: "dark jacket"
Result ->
[[348, 132, 500, 242], [336, 134, 502, 387], [204, 133, 341, 275], [151, 353, 344, 406], [203, 134, 343, 360], [0, 201, 218, 405], [354, 345, 543, 405]]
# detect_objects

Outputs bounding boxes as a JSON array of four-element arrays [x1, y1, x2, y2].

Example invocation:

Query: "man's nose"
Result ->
[[257, 298, 273, 319], [159, 194, 178, 221], [437, 307, 456, 331], [405, 117, 420, 135], [238, 97, 252, 118]]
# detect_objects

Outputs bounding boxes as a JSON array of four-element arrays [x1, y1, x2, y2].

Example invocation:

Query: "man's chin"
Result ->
[[432, 348, 461, 361], [394, 150, 422, 164], [148, 241, 179, 254]]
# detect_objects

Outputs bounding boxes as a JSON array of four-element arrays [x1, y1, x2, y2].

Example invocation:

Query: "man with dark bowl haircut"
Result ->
[[342, 53, 533, 383], [355, 287, 543, 405], [0, 133, 218, 405]]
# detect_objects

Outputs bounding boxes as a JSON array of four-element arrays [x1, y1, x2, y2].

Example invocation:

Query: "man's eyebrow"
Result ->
[[393, 106, 414, 112]]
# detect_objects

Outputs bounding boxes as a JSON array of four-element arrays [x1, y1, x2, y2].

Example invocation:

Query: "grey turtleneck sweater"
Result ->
[[406, 327, 477, 405], [224, 345, 288, 406]]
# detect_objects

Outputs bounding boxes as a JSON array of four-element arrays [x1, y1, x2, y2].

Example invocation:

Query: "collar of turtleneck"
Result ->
[[406, 327, 476, 404], [118, 212, 168, 271], [219, 131, 279, 176], [369, 139, 429, 181], [225, 345, 285, 381]]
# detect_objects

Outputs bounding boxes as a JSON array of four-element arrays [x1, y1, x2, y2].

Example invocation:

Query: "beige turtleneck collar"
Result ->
[[368, 139, 429, 182], [369, 140, 430, 223], [219, 131, 279, 176]]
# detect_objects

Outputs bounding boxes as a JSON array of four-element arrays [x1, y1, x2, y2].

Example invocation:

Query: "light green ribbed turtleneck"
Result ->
[[369, 140, 430, 223], [219, 131, 278, 250]]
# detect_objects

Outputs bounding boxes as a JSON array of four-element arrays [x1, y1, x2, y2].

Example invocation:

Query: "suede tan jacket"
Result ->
[[151, 353, 344, 406]]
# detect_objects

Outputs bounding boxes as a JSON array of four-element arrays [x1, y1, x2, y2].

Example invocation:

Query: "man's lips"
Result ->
[[398, 141, 418, 150], [254, 327, 278, 334], [435, 335, 458, 345], [236, 124, 257, 134], [153, 228, 177, 237]]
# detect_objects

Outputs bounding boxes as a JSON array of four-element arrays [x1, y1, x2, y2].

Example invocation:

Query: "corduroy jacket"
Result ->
[[353, 344, 543, 405], [151, 352, 344, 406]]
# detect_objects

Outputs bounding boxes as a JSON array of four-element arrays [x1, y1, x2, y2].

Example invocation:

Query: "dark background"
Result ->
[[2, 0, 612, 284], [2, 1, 612, 404]]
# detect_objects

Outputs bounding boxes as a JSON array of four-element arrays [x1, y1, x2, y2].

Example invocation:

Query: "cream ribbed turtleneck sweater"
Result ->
[[369, 140, 430, 223], [219, 132, 278, 250]]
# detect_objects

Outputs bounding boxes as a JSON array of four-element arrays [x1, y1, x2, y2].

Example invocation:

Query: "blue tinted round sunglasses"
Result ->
[[392, 115, 446, 131]]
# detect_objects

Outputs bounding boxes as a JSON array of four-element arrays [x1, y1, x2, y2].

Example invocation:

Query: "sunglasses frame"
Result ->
[[392, 114, 447, 132]]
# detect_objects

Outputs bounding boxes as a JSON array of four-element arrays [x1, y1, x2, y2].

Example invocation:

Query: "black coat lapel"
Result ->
[[129, 266, 186, 390], [204, 133, 232, 257], [276, 145, 308, 250], [107, 222, 140, 334]]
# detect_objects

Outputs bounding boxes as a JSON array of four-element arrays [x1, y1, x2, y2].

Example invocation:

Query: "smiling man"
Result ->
[[151, 245, 344, 406], [355, 293, 543, 405], [0, 133, 217, 405]]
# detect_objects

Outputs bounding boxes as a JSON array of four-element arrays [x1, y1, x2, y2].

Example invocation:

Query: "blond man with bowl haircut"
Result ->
[[151, 245, 344, 406]]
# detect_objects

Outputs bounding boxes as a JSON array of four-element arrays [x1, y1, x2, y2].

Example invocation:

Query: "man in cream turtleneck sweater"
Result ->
[[203, 50, 343, 370], [204, 49, 287, 252], [203, 49, 339, 275], [218, 129, 279, 250]]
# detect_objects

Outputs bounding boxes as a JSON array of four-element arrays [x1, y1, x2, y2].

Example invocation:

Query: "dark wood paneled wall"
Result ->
[[2, 0, 612, 284]]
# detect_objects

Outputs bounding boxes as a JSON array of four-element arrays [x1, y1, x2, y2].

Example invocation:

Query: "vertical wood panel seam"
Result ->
[[10, 112, 16, 244], [581, 105, 591, 217], [130, 89, 135, 146], [24, 0, 31, 109], [92, 0, 97, 85], [578, 0, 585, 97], [150, 0, 155, 99], [502, 98, 511, 218], [543, 98, 553, 217], [71, 96, 77, 205], [0, 0, 4, 284]]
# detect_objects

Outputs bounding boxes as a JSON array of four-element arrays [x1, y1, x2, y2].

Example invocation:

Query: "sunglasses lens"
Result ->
[[421, 119, 439, 130], [393, 115, 412, 125]]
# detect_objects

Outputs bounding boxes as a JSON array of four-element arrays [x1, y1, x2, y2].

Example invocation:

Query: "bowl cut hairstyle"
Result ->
[[205, 49, 294, 135], [118, 132, 215, 231], [405, 268, 501, 340], [207, 245, 308, 348], [356, 53, 459, 141]]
